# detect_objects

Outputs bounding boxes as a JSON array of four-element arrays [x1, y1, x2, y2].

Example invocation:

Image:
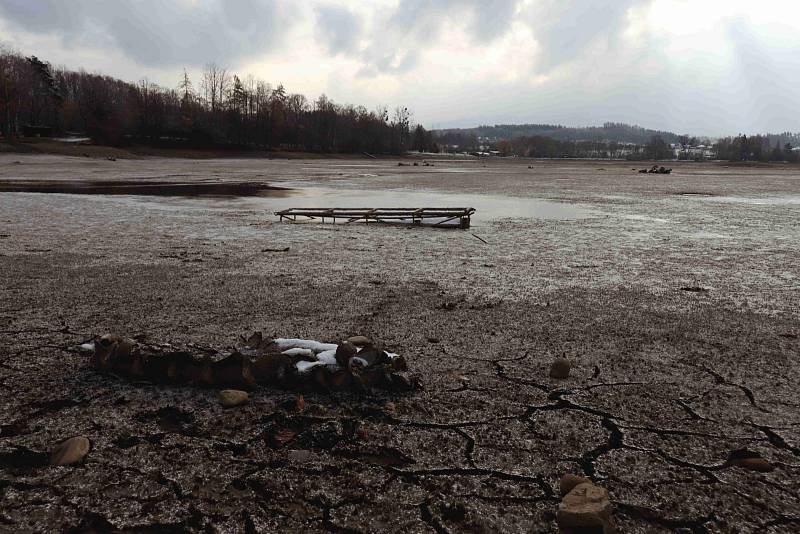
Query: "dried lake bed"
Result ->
[[1, 155, 799, 532]]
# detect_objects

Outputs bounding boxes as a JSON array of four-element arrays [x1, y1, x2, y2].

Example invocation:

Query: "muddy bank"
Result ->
[[1, 155, 799, 532], [0, 179, 290, 197]]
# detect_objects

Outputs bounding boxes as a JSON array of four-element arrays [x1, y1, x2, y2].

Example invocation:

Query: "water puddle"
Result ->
[[210, 185, 593, 224], [1, 179, 594, 224]]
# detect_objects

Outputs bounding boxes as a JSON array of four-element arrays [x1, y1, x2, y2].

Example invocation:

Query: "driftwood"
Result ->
[[85, 332, 420, 393]]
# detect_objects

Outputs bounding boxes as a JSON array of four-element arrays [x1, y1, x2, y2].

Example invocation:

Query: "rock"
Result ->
[[560, 474, 591, 496], [335, 341, 358, 367], [218, 389, 249, 408], [346, 336, 372, 347], [213, 352, 255, 387], [354, 345, 385, 367], [733, 458, 773, 472], [557, 482, 615, 533], [550, 358, 571, 379], [51, 436, 90, 466], [727, 448, 773, 472]]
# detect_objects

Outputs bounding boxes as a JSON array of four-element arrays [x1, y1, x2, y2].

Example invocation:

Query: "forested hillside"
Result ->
[[0, 47, 435, 154], [436, 122, 681, 144]]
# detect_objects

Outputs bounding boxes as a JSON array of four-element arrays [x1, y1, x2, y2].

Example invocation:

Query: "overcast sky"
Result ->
[[1, 0, 798, 136]]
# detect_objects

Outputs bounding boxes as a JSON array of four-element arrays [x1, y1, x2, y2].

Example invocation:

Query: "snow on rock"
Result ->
[[295, 360, 326, 373], [316, 350, 338, 365], [281, 347, 315, 358], [274, 338, 338, 353]]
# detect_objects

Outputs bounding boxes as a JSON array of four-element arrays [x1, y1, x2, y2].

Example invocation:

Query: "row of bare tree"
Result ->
[[0, 48, 436, 154]]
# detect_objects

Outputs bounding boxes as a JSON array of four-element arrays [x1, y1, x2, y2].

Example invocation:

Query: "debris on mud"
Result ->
[[557, 481, 615, 533], [638, 165, 672, 174], [680, 286, 709, 293], [83, 332, 421, 393], [50, 436, 90, 466]]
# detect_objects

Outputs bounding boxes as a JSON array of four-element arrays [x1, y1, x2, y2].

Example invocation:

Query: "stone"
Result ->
[[557, 482, 615, 533], [51, 436, 90, 466], [218, 389, 249, 408], [335, 341, 358, 367], [550, 358, 571, 379], [560, 474, 591, 496], [727, 449, 773, 472], [346, 336, 372, 347], [733, 457, 773, 472]]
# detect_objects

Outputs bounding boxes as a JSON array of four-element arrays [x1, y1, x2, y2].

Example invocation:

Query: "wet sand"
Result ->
[[1, 155, 799, 532]]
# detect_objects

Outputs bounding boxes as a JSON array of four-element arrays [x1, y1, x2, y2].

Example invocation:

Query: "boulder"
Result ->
[[559, 473, 591, 496], [557, 482, 614, 533], [346, 336, 372, 347], [335, 341, 358, 367], [218, 389, 249, 408], [550, 358, 571, 379], [51, 436, 91, 466]]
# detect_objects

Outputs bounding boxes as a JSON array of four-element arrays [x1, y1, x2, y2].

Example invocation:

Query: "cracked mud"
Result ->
[[1, 156, 799, 532]]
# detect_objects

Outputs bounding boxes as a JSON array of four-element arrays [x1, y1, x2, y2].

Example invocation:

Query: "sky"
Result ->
[[1, 0, 799, 136]]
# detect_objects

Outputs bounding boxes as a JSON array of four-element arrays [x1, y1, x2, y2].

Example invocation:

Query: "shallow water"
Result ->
[[132, 184, 594, 224]]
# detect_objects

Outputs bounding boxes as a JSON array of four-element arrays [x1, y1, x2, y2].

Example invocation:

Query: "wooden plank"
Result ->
[[275, 207, 474, 229]]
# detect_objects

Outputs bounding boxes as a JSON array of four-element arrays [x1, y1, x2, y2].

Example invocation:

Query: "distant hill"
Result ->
[[434, 122, 681, 144]]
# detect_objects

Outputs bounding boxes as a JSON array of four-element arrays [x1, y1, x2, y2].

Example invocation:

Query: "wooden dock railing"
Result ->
[[275, 207, 476, 229]]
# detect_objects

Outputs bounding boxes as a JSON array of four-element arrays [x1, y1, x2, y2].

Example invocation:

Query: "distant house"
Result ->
[[673, 144, 715, 159]]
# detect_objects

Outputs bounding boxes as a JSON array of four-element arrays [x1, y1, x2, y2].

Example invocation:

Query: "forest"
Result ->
[[714, 134, 800, 163], [0, 48, 437, 155]]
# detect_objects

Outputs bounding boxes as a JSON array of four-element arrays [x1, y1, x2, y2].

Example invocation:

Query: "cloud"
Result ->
[[520, 0, 649, 73], [314, 3, 361, 54], [356, 0, 520, 75], [0, 0, 293, 67]]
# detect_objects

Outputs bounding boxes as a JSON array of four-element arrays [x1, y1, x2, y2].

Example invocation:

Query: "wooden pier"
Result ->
[[275, 207, 476, 229]]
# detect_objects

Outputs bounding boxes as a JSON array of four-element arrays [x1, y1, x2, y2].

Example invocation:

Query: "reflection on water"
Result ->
[[148, 184, 594, 224]]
